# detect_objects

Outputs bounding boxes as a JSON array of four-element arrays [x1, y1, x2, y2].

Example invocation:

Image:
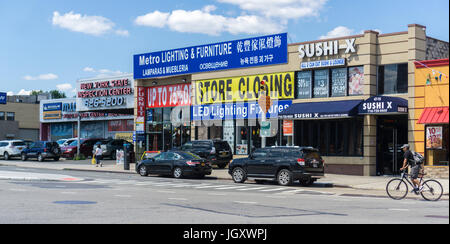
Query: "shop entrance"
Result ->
[[376, 115, 408, 175]]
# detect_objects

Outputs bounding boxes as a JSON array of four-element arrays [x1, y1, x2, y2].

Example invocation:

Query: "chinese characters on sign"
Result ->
[[134, 33, 288, 79]]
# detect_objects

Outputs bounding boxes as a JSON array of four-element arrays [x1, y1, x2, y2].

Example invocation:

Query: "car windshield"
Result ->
[[194, 141, 213, 149], [214, 141, 230, 150], [69, 140, 83, 146], [303, 150, 321, 160]]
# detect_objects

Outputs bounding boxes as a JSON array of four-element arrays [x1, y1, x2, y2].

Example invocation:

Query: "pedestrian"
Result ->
[[94, 144, 103, 167]]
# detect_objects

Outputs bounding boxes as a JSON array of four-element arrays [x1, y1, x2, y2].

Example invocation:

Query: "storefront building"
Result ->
[[133, 24, 449, 176], [41, 74, 135, 142], [413, 58, 449, 178]]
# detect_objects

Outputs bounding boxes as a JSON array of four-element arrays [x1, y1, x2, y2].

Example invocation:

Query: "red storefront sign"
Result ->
[[137, 86, 146, 117], [147, 84, 191, 108]]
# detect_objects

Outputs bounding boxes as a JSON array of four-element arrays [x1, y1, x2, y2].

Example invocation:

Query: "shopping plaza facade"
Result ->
[[37, 24, 448, 177], [131, 24, 448, 177]]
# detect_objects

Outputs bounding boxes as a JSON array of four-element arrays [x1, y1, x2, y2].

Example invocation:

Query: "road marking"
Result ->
[[115, 195, 132, 198], [234, 201, 257, 204], [208, 193, 227, 196], [236, 187, 267, 191], [9, 188, 27, 192], [215, 186, 247, 190], [260, 187, 290, 192], [195, 185, 227, 189], [168, 198, 188, 201], [265, 195, 287, 199], [170, 184, 195, 188], [388, 209, 410, 211], [277, 189, 305, 194], [61, 192, 77, 195], [157, 190, 176, 194]]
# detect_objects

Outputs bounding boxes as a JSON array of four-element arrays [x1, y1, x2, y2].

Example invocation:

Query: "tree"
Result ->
[[49, 90, 66, 99], [30, 90, 44, 96]]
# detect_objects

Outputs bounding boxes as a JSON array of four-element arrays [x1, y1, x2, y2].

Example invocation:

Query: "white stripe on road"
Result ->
[[260, 187, 290, 192], [236, 187, 267, 191], [195, 185, 227, 189], [168, 198, 188, 201], [277, 189, 305, 194], [215, 186, 247, 190], [234, 201, 257, 204]]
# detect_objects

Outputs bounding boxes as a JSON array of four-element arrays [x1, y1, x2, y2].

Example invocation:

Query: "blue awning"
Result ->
[[279, 100, 363, 120], [358, 96, 408, 114]]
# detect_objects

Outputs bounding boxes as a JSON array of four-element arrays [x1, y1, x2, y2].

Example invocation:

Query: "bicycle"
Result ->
[[386, 169, 443, 201]]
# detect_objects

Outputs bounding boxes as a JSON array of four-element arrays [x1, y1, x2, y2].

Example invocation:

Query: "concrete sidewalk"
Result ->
[[1, 159, 448, 194]]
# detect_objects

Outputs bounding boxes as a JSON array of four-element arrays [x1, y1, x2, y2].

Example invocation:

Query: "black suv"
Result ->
[[181, 140, 232, 168], [228, 146, 325, 186], [21, 141, 61, 162]]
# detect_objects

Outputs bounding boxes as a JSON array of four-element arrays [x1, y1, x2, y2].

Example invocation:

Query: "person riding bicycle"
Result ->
[[399, 144, 423, 193]]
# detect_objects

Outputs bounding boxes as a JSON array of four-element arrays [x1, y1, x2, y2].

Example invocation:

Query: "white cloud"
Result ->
[[319, 26, 355, 39], [52, 11, 129, 37], [56, 83, 73, 92], [17, 89, 33, 96], [82, 67, 126, 78], [23, 73, 58, 81], [134, 11, 170, 28], [218, 0, 327, 19], [319, 26, 383, 40], [7, 91, 14, 96], [135, 6, 283, 36]]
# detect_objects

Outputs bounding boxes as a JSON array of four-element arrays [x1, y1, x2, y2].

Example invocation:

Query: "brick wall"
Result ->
[[424, 166, 449, 179]]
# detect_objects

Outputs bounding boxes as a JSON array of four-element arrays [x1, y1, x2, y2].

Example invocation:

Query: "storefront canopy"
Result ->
[[418, 107, 449, 124], [279, 100, 363, 120], [358, 96, 408, 115]]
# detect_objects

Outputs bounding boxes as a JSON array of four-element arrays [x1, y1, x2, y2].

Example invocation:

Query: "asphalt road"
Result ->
[[0, 165, 448, 224]]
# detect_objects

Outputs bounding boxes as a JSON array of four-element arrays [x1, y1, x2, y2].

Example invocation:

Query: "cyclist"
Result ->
[[399, 144, 423, 193]]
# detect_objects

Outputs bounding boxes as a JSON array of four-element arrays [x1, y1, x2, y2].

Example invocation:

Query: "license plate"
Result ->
[[17, 147, 23, 150], [201, 163, 205, 166], [313, 163, 318, 168]]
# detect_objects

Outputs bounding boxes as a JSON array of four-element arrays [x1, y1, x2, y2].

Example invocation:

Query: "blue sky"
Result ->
[[1, 0, 449, 97]]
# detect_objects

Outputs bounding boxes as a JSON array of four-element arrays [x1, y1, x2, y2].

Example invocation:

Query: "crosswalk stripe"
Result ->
[[195, 185, 227, 189], [237, 187, 267, 191], [215, 186, 247, 190], [260, 187, 290, 192], [277, 189, 304, 194]]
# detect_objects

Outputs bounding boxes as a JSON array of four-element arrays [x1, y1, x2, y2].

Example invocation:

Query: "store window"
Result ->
[[294, 118, 364, 156], [425, 125, 449, 166], [6, 112, 15, 121], [296, 66, 364, 99], [377, 63, 408, 95], [0, 112, 4, 120]]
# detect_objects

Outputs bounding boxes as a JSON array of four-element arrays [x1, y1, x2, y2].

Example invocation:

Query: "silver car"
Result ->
[[0, 140, 27, 160]]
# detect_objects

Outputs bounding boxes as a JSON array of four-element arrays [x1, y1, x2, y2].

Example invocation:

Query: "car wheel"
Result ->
[[139, 165, 148, 177], [232, 167, 247, 183], [54, 157, 60, 161], [173, 167, 183, 179], [37, 154, 44, 162], [4, 152, 10, 160], [21, 153, 27, 161], [277, 169, 293, 186]]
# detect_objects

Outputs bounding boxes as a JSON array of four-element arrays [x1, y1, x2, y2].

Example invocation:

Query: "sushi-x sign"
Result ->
[[298, 38, 357, 58]]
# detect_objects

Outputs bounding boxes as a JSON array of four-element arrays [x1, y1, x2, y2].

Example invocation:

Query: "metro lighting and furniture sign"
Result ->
[[133, 33, 288, 79]]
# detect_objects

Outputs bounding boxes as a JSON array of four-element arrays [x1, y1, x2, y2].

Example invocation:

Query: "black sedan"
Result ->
[[136, 151, 212, 179]]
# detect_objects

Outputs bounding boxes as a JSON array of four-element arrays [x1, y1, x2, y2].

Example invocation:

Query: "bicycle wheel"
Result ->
[[386, 179, 408, 200], [420, 179, 443, 201]]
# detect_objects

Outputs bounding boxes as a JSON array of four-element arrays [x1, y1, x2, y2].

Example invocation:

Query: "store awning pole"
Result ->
[[77, 115, 80, 158]]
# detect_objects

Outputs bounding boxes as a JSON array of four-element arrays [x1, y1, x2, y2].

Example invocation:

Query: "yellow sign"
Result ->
[[194, 72, 295, 105], [115, 133, 133, 142], [43, 111, 62, 120]]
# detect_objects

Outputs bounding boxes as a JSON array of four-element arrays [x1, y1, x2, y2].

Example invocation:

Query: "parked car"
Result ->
[[180, 140, 232, 168], [136, 151, 212, 179], [21, 141, 61, 162], [61, 138, 103, 158], [95, 139, 134, 160], [228, 146, 325, 186], [0, 140, 27, 160], [56, 139, 68, 146]]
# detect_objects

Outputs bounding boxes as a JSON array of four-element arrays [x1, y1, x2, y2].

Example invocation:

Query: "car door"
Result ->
[[30, 142, 42, 158], [0, 142, 6, 155], [147, 153, 165, 174], [246, 149, 269, 176], [162, 152, 178, 174]]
